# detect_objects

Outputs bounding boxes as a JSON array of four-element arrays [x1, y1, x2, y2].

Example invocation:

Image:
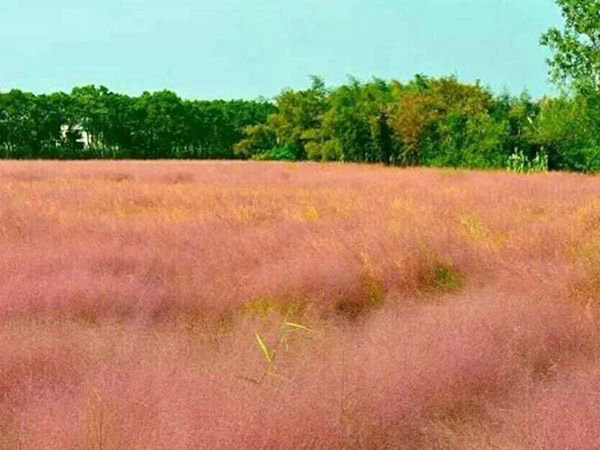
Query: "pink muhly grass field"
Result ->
[[1, 160, 600, 449]]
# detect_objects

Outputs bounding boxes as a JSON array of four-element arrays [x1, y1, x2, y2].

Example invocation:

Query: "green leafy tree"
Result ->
[[267, 76, 329, 160], [532, 95, 600, 171], [190, 100, 275, 159], [389, 76, 502, 167], [318, 77, 396, 163], [536, 0, 600, 171], [234, 123, 277, 158], [0, 90, 60, 158], [541, 0, 600, 90], [70, 85, 113, 153]]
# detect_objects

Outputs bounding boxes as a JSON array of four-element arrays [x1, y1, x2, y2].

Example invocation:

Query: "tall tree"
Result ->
[[541, 0, 600, 90], [268, 76, 329, 159]]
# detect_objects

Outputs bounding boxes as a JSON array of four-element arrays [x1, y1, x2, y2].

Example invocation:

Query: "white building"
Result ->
[[60, 124, 92, 149]]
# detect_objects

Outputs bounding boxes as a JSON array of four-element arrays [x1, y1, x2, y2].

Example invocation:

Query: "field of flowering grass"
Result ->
[[1, 161, 600, 449]]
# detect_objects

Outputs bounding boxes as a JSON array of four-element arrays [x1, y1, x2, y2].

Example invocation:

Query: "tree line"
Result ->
[[1, 77, 598, 172], [0, 87, 275, 160], [1, 0, 600, 171]]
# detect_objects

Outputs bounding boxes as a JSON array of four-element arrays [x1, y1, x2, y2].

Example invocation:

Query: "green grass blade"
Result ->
[[255, 333, 274, 363], [284, 321, 311, 332]]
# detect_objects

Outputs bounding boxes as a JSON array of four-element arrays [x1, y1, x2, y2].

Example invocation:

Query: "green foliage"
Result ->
[[0, 85, 275, 160], [388, 76, 511, 168], [423, 112, 510, 169], [541, 0, 600, 90], [251, 143, 299, 161], [532, 95, 600, 172], [306, 139, 343, 161], [234, 124, 277, 159], [537, 0, 600, 172], [507, 149, 549, 173], [0, 72, 599, 172], [265, 76, 329, 160], [320, 78, 397, 163], [433, 264, 463, 292], [507, 150, 529, 173]]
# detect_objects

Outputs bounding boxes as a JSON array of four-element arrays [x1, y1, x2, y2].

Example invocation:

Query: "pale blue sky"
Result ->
[[0, 0, 563, 99]]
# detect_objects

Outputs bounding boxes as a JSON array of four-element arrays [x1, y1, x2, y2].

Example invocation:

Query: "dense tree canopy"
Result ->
[[0, 74, 598, 172], [234, 75, 549, 169], [0, 86, 275, 160]]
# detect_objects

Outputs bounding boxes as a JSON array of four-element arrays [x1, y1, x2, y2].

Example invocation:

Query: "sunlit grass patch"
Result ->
[[303, 205, 320, 221], [390, 197, 416, 214], [460, 212, 509, 251], [242, 296, 309, 320]]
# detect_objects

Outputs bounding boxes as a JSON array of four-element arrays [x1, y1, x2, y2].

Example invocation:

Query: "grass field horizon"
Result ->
[[2, 161, 600, 449]]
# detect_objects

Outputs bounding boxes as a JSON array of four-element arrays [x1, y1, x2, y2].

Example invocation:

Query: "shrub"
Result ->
[[251, 144, 298, 161], [507, 148, 548, 173]]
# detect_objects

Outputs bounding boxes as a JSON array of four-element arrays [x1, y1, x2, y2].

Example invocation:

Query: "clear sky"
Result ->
[[0, 0, 563, 100]]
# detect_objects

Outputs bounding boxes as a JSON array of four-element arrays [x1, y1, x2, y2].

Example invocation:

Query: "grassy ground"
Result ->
[[1, 161, 599, 449]]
